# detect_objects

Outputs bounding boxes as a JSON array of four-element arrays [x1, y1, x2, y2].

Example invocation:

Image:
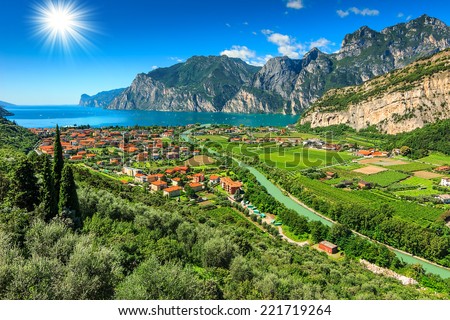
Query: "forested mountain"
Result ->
[[83, 15, 450, 115], [0, 106, 13, 117], [0, 118, 38, 152]]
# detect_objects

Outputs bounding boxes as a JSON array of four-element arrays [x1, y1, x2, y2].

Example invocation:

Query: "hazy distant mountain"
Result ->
[[83, 14, 450, 115], [79, 88, 126, 108], [0, 100, 14, 107], [0, 106, 14, 117]]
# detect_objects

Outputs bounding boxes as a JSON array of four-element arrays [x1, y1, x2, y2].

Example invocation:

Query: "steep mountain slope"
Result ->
[[83, 15, 450, 115], [225, 15, 450, 114], [108, 56, 259, 112], [299, 49, 450, 134], [79, 88, 126, 108]]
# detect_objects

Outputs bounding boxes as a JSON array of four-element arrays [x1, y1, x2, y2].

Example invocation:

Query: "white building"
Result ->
[[440, 178, 450, 187]]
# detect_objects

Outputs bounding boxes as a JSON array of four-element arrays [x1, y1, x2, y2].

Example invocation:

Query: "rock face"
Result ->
[[225, 15, 450, 114], [0, 106, 13, 117], [300, 50, 450, 134], [85, 15, 450, 115], [79, 88, 125, 108], [108, 56, 259, 112]]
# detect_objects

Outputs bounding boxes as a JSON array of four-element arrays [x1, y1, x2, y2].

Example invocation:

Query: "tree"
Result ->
[[8, 157, 39, 211], [58, 165, 81, 227], [184, 184, 195, 198], [53, 125, 64, 204], [40, 156, 58, 221]]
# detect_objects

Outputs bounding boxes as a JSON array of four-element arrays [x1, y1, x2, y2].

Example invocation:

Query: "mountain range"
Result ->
[[80, 15, 450, 115]]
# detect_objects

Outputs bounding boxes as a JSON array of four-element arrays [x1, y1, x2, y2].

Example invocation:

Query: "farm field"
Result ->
[[363, 171, 409, 187], [400, 176, 435, 188], [259, 147, 355, 170], [353, 165, 387, 175], [359, 158, 408, 166], [419, 152, 450, 166], [387, 162, 435, 172], [293, 173, 443, 226], [195, 135, 229, 143], [413, 171, 443, 179], [185, 155, 216, 166]]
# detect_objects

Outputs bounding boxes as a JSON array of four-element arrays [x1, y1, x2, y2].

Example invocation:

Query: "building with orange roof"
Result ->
[[171, 177, 182, 186], [209, 174, 220, 185], [150, 180, 168, 192], [188, 182, 203, 192], [220, 177, 242, 195], [70, 155, 83, 161], [163, 186, 182, 198], [135, 173, 147, 183], [192, 173, 205, 183]]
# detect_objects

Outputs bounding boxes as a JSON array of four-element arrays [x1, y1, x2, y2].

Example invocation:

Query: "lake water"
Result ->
[[5, 105, 298, 128]]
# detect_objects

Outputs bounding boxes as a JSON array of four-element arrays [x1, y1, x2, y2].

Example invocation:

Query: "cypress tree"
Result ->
[[41, 156, 58, 221], [8, 157, 39, 211], [58, 164, 80, 214], [53, 124, 64, 204]]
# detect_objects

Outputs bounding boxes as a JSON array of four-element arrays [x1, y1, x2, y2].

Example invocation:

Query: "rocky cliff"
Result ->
[[225, 15, 450, 114], [83, 15, 450, 115], [300, 49, 450, 134], [107, 56, 259, 112], [79, 88, 125, 108]]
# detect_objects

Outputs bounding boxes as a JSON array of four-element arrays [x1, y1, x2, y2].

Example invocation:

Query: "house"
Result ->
[[220, 177, 242, 195], [122, 167, 142, 177], [325, 172, 336, 179], [134, 173, 147, 183], [188, 182, 203, 192], [357, 150, 373, 157], [171, 177, 182, 186], [209, 174, 220, 185], [193, 150, 201, 156], [372, 151, 388, 157], [147, 173, 164, 182], [150, 180, 168, 192], [163, 186, 182, 198], [440, 178, 450, 187], [358, 180, 372, 189], [318, 241, 338, 254], [70, 155, 83, 161], [436, 166, 450, 172], [435, 194, 450, 204], [192, 173, 205, 183]]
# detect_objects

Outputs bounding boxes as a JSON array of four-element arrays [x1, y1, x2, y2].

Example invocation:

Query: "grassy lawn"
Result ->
[[394, 189, 441, 197], [387, 162, 435, 172], [363, 171, 409, 187], [195, 135, 229, 143], [419, 152, 450, 166]]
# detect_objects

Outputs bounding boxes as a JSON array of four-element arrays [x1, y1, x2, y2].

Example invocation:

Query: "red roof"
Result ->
[[152, 180, 167, 186], [163, 186, 182, 193], [189, 182, 202, 188]]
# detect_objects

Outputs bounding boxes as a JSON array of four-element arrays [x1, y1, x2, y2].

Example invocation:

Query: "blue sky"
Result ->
[[1, 0, 450, 105]]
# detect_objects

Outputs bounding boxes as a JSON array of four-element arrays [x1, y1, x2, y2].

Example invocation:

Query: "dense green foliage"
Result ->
[[0, 118, 38, 152], [53, 125, 64, 204], [250, 162, 450, 268]]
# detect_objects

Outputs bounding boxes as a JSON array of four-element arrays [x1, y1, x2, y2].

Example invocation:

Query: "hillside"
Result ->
[[0, 106, 14, 117], [84, 15, 450, 115], [0, 118, 38, 152], [79, 88, 126, 108], [300, 49, 450, 134], [108, 56, 260, 112]]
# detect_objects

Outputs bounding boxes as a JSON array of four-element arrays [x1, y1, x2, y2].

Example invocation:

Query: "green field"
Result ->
[[395, 189, 441, 197], [387, 162, 435, 172], [293, 173, 443, 226], [419, 152, 450, 166], [400, 176, 435, 188], [259, 147, 356, 170], [363, 171, 409, 187], [195, 135, 229, 143]]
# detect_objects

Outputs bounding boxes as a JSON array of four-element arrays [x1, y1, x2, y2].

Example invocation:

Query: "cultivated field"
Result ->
[[359, 158, 408, 166], [419, 152, 450, 166], [185, 155, 216, 166], [413, 171, 443, 179], [363, 171, 409, 187], [353, 165, 387, 175], [387, 163, 435, 172]]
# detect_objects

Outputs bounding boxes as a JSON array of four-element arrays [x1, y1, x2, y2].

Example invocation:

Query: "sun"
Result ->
[[32, 0, 96, 53]]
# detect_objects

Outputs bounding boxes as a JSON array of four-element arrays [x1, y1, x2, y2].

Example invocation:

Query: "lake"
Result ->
[[5, 105, 299, 128]]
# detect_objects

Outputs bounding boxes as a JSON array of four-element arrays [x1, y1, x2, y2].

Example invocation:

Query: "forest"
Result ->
[[1, 122, 449, 299]]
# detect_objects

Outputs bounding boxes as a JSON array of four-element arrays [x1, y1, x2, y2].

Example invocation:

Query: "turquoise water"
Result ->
[[5, 105, 298, 128]]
